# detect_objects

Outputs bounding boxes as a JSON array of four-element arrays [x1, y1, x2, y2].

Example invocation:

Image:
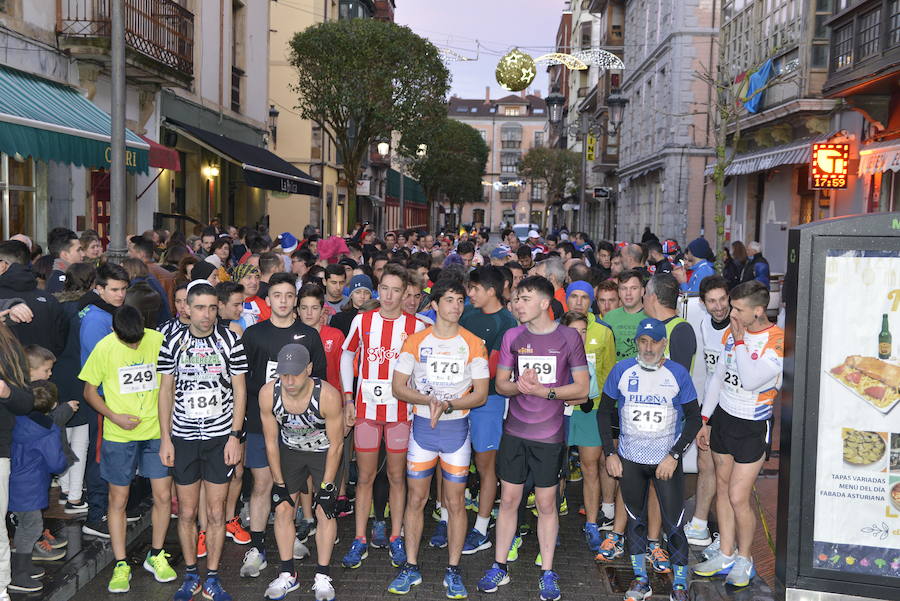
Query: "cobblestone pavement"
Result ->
[[67, 480, 775, 601]]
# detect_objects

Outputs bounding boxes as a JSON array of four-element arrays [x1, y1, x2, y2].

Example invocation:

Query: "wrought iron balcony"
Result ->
[[57, 0, 194, 84]]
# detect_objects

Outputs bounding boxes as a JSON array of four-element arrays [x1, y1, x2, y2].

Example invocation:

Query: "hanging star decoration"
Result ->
[[533, 53, 588, 70], [495, 48, 537, 92], [571, 49, 625, 70]]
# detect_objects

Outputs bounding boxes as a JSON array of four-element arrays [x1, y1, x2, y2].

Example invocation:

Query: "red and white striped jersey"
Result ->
[[342, 309, 425, 422]]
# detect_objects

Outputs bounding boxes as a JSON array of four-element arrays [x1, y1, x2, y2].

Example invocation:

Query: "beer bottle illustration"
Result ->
[[879, 314, 892, 360]]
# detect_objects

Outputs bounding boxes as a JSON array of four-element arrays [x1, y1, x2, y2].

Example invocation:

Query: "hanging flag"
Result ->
[[743, 59, 774, 114]]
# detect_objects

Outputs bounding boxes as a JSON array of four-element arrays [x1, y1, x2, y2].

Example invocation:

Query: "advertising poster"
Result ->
[[813, 250, 900, 579]]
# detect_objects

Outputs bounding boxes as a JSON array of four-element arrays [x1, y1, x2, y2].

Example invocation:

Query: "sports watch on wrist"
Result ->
[[444, 401, 454, 414], [547, 388, 557, 400], [229, 430, 243, 440], [320, 482, 336, 492]]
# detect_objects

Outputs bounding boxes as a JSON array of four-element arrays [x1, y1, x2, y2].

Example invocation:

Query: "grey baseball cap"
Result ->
[[276, 344, 310, 375]]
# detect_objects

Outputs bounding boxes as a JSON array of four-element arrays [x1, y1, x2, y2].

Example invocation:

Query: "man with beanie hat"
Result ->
[[231, 264, 270, 327], [190, 261, 219, 286], [674, 237, 716, 294]]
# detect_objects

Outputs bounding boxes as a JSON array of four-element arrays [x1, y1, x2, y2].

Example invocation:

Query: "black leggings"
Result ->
[[619, 457, 689, 566]]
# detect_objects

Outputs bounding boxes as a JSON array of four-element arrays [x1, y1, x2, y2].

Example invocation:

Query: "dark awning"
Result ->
[[165, 119, 320, 195]]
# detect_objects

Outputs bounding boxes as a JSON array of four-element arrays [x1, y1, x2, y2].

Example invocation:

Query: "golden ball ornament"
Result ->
[[495, 49, 536, 92]]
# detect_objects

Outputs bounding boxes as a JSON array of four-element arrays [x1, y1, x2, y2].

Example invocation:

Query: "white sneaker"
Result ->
[[0, 589, 10, 601], [265, 572, 299, 600], [293, 538, 310, 560], [312, 573, 335, 601], [702, 533, 721, 561], [684, 522, 712, 546], [240, 547, 268, 578]]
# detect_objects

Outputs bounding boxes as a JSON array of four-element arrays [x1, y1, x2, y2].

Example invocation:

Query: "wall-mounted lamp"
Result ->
[[202, 164, 220, 178], [377, 141, 390, 156]]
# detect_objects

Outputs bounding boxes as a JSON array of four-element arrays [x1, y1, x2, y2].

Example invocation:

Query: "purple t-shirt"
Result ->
[[498, 324, 588, 444]]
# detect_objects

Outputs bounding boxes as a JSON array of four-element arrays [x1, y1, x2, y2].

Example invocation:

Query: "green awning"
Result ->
[[0, 66, 149, 173]]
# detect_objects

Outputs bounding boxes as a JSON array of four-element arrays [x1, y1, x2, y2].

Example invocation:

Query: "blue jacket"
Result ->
[[9, 413, 68, 512], [80, 304, 114, 366], [680, 259, 716, 294]]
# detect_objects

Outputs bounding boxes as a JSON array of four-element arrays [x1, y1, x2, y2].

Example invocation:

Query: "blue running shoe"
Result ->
[[462, 528, 492, 555], [648, 541, 672, 574], [342, 538, 368, 569], [371, 520, 389, 549], [389, 537, 407, 568], [387, 564, 422, 595], [624, 577, 652, 601], [201, 575, 232, 601], [443, 567, 468, 599], [174, 573, 201, 601], [583, 522, 602, 554], [476, 563, 510, 593], [539, 570, 561, 601], [429, 521, 448, 548]]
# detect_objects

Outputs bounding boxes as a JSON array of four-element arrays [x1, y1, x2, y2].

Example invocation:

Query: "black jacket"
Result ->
[[0, 264, 67, 356], [50, 291, 93, 427], [0, 382, 34, 458]]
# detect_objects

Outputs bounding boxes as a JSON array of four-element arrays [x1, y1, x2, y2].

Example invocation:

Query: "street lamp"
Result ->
[[544, 85, 566, 126], [377, 141, 390, 157], [605, 88, 628, 136], [268, 104, 280, 146]]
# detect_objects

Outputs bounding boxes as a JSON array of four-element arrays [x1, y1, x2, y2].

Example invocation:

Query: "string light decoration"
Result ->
[[533, 53, 588, 70], [571, 49, 625, 70], [495, 48, 537, 91], [439, 48, 476, 63]]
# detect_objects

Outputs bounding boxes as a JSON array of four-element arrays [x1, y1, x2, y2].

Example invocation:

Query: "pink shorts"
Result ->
[[354, 419, 410, 454]]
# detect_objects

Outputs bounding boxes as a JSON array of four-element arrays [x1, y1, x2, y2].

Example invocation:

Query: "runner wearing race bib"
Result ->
[[340, 263, 425, 570], [259, 344, 344, 601], [80, 305, 175, 593], [239, 273, 328, 578], [597, 318, 701, 601], [157, 282, 248, 601], [694, 281, 784, 588], [386, 279, 489, 599], [477, 276, 589, 601]]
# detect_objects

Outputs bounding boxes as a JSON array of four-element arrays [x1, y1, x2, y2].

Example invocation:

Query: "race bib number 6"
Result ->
[[362, 379, 397, 406], [183, 389, 224, 420], [118, 364, 157, 394], [426, 356, 466, 384], [518, 355, 557, 384]]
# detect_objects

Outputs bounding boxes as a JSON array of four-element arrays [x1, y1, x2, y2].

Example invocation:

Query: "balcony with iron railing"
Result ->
[[57, 0, 194, 86]]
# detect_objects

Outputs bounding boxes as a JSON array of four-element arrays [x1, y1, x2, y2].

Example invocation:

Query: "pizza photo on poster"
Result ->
[[812, 250, 900, 579]]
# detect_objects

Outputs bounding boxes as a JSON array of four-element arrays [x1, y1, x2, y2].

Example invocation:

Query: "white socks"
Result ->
[[601, 503, 615, 520], [690, 517, 708, 530], [474, 515, 491, 535], [440, 507, 449, 523]]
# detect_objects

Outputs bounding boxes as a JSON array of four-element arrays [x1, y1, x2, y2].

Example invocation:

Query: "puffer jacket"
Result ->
[[9, 411, 67, 512]]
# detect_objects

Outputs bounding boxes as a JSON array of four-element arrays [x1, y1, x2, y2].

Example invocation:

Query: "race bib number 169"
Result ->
[[517, 355, 557, 384]]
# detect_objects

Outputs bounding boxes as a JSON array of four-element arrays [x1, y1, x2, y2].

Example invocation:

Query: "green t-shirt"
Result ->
[[460, 305, 519, 396], [602, 307, 646, 361], [79, 329, 165, 443]]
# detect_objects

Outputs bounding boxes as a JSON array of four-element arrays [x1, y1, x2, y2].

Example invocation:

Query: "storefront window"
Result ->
[[8, 190, 34, 239], [0, 153, 36, 239]]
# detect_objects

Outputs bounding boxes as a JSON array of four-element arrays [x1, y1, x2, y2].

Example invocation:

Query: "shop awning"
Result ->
[[0, 65, 149, 173], [165, 119, 320, 195], [703, 133, 835, 177], [139, 135, 181, 171], [857, 139, 900, 175]]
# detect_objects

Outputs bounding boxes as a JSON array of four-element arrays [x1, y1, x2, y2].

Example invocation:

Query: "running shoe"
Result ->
[[568, 465, 583, 482], [342, 538, 368, 569], [202, 574, 232, 601], [65, 500, 89, 514], [539, 570, 561, 601], [32, 539, 65, 561], [293, 538, 310, 560], [648, 541, 672, 573], [583, 522, 602, 554], [464, 489, 478, 512], [431, 506, 443, 522], [371, 520, 389, 548], [526, 492, 536, 508], [239, 547, 267, 578], [143, 550, 176, 582], [429, 521, 448, 548], [535, 552, 543, 567], [58, 491, 68, 505], [387, 564, 422, 595], [670, 584, 689, 601], [596, 532, 624, 561], [702, 533, 721, 561], [476, 563, 510, 593], [725, 556, 755, 587], [518, 523, 532, 537], [624, 577, 651, 601], [559, 498, 569, 516], [692, 551, 735, 577], [443, 567, 468, 599], [684, 522, 712, 546], [41, 529, 67, 549], [226, 516, 251, 544], [197, 530, 207, 558], [81, 518, 109, 538], [173, 573, 202, 601], [389, 537, 407, 568], [107, 561, 131, 593], [265, 572, 299, 600], [312, 573, 336, 601], [597, 515, 615, 531], [507, 536, 523, 562], [297, 519, 316, 544], [462, 528, 492, 555]]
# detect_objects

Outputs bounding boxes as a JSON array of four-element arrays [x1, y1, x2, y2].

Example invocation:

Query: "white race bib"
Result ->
[[362, 379, 396, 406], [626, 404, 675, 433], [183, 389, 224, 420], [118, 364, 157, 394], [426, 356, 466, 384], [266, 360, 279, 383], [704, 350, 719, 375], [518, 355, 557, 384]]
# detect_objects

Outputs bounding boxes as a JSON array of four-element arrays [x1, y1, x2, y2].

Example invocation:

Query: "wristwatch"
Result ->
[[320, 482, 336, 492], [229, 430, 243, 440], [669, 451, 682, 461], [547, 388, 557, 400], [444, 401, 454, 414]]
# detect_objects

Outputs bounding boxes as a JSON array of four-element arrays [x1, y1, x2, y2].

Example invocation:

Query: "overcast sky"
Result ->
[[395, 0, 568, 100]]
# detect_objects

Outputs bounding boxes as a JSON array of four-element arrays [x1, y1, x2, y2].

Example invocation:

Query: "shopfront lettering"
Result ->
[[104, 147, 137, 168], [280, 179, 300, 194], [888, 288, 900, 312]]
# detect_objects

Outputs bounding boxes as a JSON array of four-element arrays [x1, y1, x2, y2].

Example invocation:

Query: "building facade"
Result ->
[[616, 0, 718, 245], [448, 91, 549, 232]]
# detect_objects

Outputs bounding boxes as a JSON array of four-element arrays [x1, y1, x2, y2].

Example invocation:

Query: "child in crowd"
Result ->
[[8, 381, 68, 593], [24, 346, 78, 476]]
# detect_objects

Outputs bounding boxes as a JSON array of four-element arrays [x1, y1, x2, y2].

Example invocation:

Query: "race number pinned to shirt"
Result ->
[[704, 350, 719, 375], [118, 364, 157, 394], [625, 403, 675, 434], [183, 389, 224, 420], [266, 361, 279, 383], [362, 379, 397, 406], [426, 356, 466, 384], [518, 355, 557, 384]]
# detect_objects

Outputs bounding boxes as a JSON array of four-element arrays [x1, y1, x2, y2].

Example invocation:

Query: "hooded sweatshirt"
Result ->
[[0, 263, 67, 355]]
